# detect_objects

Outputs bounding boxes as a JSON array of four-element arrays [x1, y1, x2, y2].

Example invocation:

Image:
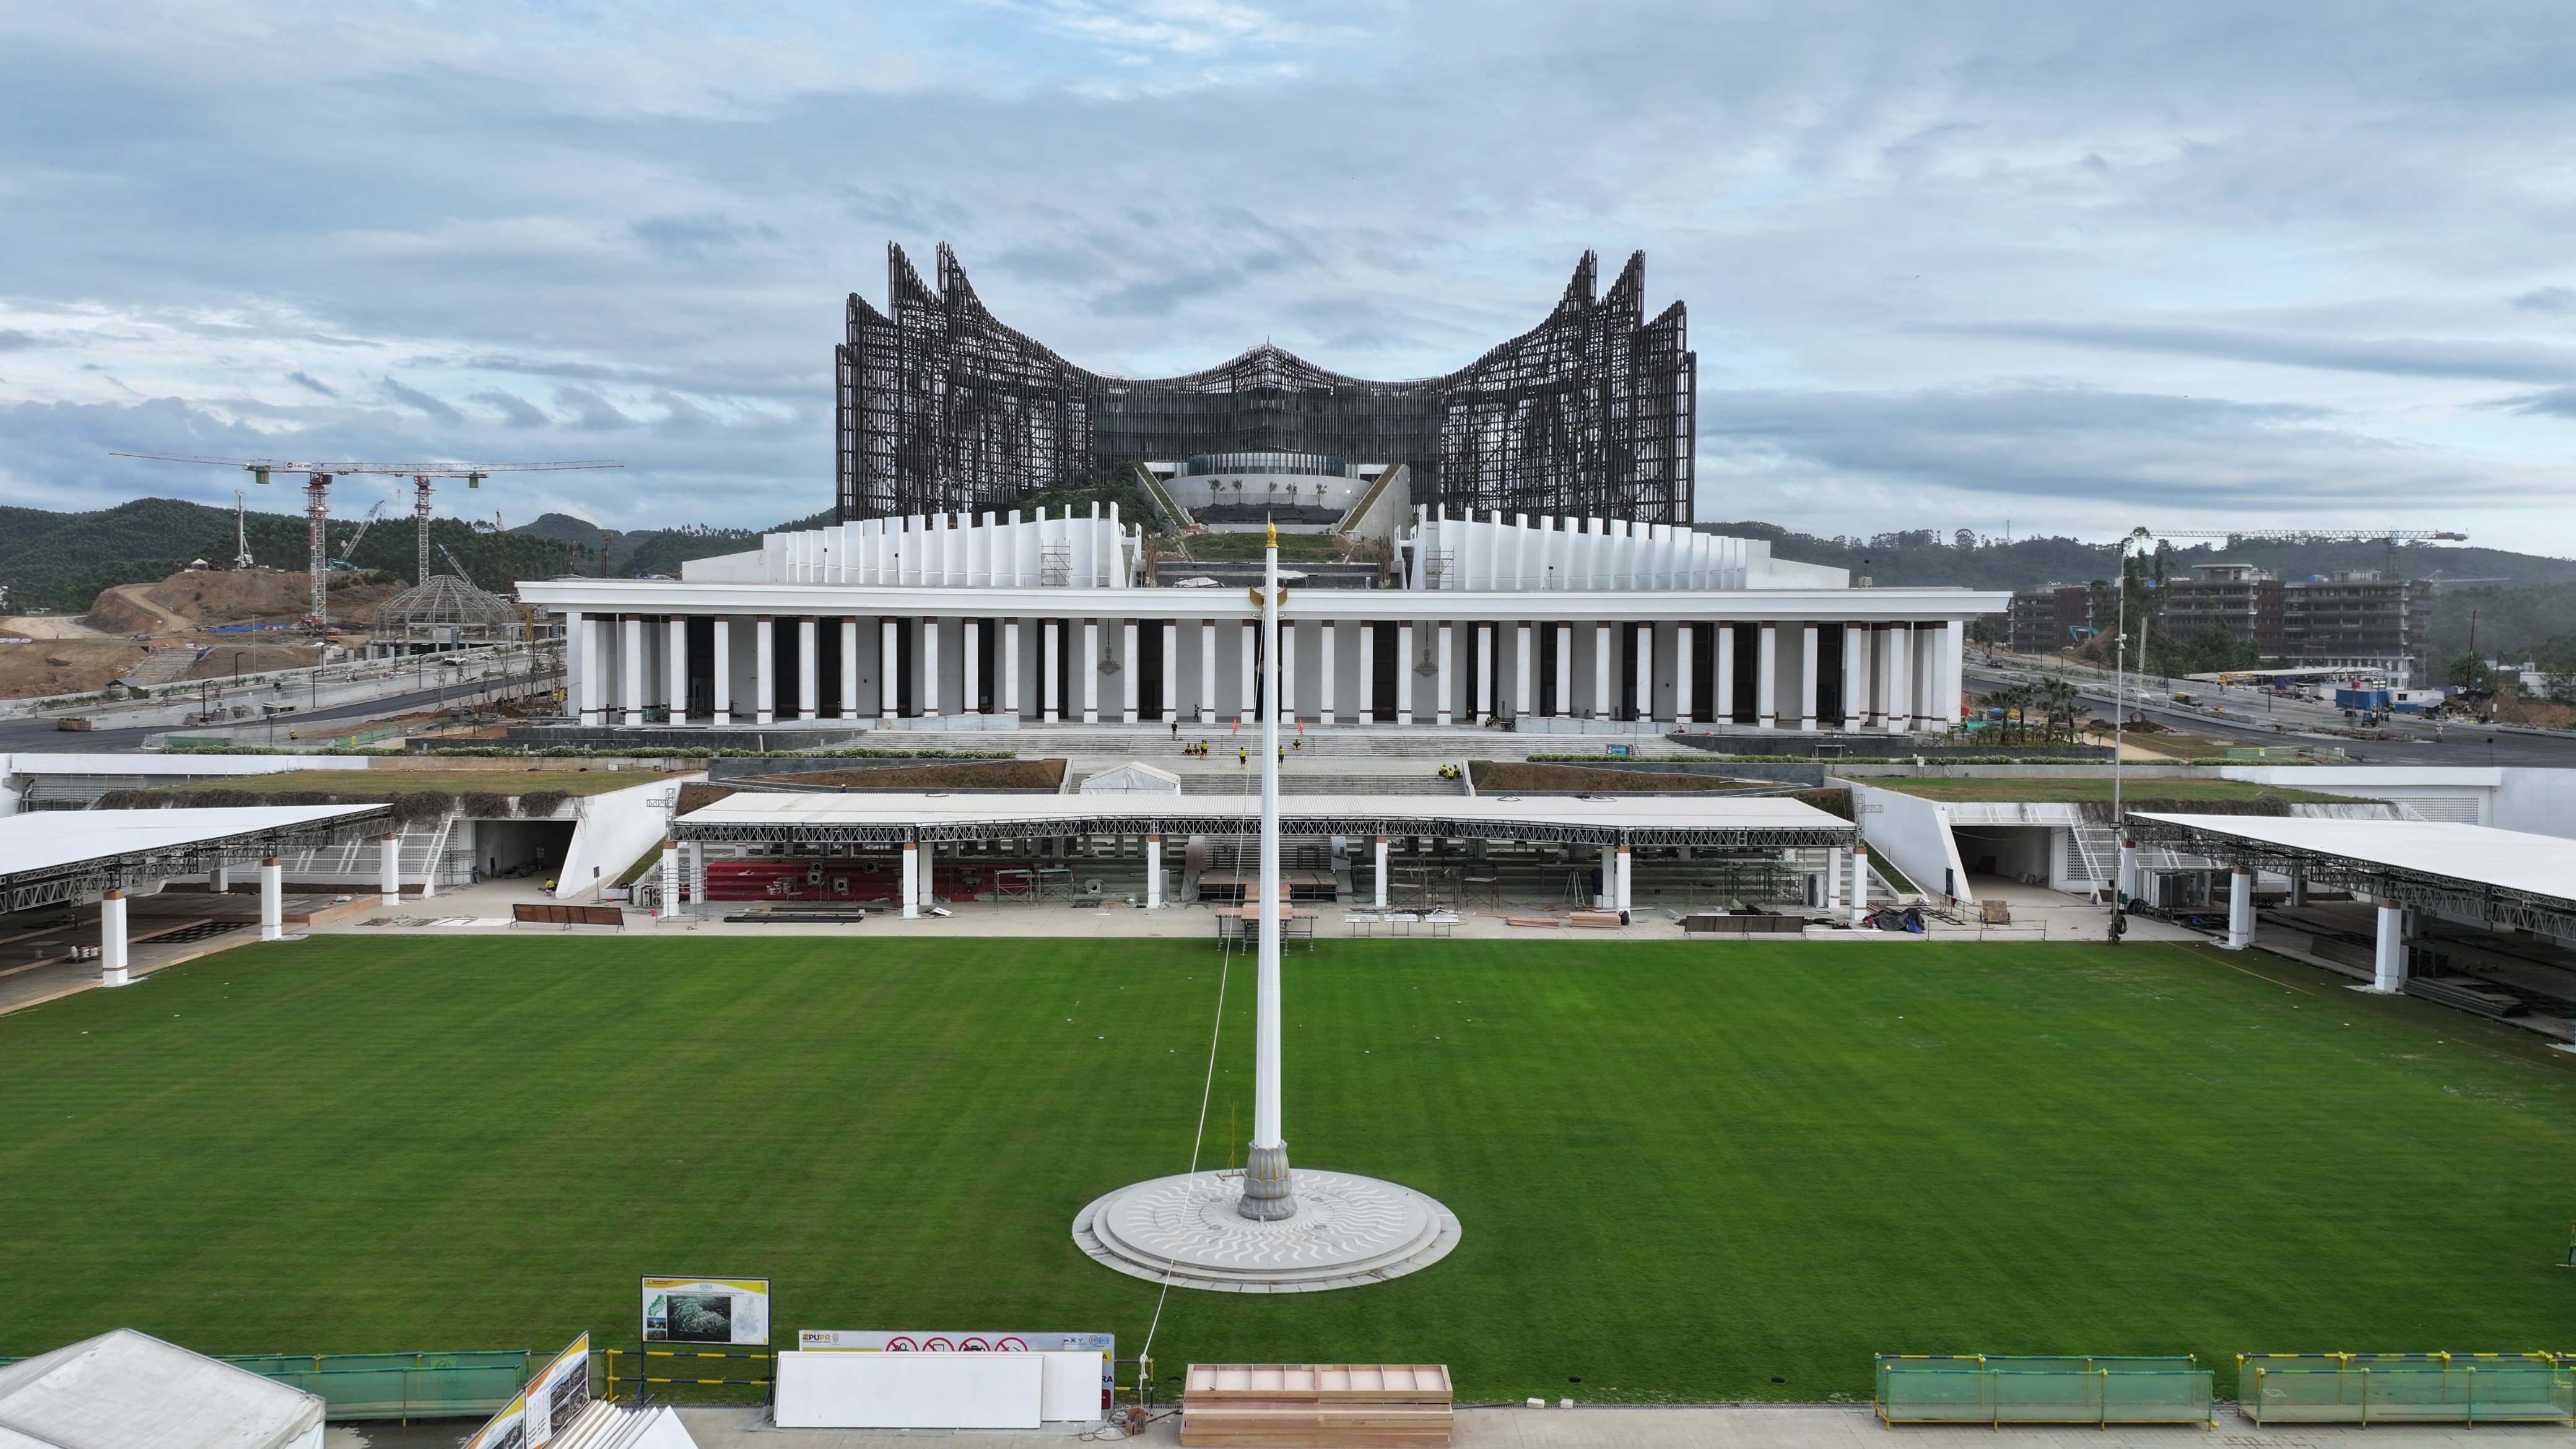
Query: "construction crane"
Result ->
[[329, 499, 388, 570], [108, 454, 620, 630], [2124, 527, 2469, 580], [231, 490, 254, 571], [436, 542, 478, 587]]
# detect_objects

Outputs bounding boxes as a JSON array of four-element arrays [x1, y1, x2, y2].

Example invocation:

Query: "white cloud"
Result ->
[[4, 0, 2576, 548]]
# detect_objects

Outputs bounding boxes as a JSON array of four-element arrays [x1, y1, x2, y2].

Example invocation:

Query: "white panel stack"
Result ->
[[773, 1352, 1043, 1430]]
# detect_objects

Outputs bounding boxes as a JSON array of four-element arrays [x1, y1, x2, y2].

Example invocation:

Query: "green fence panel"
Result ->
[[2245, 1363, 2574, 1424], [222, 1351, 532, 1421], [1878, 1356, 2211, 1425]]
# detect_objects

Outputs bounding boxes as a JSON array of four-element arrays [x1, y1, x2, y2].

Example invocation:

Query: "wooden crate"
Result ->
[[1181, 1364, 1451, 1448]]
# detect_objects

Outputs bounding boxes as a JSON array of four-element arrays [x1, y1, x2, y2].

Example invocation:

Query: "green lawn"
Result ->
[[2, 938, 2571, 1404]]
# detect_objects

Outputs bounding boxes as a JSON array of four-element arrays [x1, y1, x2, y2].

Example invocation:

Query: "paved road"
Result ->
[[0, 682, 508, 754], [1962, 666, 2576, 768]]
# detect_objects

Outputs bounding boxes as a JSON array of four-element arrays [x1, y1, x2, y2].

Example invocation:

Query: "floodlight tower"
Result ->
[[1240, 522, 1297, 1222]]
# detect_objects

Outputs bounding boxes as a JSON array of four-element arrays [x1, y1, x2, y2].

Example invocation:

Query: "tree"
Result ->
[[2443, 652, 2497, 693]]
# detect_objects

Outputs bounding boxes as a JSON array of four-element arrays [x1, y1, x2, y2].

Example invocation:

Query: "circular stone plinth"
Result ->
[[1073, 1169, 1461, 1294]]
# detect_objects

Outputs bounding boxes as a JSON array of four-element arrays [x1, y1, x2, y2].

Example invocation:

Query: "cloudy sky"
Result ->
[[5, 1, 2575, 551]]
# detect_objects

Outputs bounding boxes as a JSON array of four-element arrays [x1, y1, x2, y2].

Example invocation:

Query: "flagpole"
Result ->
[[1240, 521, 1297, 1221]]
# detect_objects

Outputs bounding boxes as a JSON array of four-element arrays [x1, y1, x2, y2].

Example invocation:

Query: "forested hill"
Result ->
[[1705, 522, 2576, 593], [515, 508, 835, 577], [0, 497, 577, 613]]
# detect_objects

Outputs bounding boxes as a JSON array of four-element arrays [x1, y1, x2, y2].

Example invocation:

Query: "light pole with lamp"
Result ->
[[2110, 526, 2152, 918]]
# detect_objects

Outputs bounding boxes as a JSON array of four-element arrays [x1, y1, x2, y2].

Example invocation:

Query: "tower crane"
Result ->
[[109, 454, 621, 630]]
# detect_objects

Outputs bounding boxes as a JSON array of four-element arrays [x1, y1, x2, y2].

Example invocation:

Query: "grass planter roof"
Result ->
[[1858, 777, 2356, 805]]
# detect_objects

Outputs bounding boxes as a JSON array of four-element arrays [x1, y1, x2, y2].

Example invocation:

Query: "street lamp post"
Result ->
[[2111, 526, 2152, 911]]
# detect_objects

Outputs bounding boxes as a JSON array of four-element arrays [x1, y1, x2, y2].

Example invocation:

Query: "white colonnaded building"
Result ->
[[519, 500, 2006, 738]]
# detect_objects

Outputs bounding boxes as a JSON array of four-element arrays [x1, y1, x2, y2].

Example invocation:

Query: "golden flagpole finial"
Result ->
[[1266, 521, 1277, 549]]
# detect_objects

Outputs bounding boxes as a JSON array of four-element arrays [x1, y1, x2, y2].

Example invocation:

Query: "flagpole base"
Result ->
[[1237, 1144, 1297, 1221], [1074, 1168, 1460, 1294]]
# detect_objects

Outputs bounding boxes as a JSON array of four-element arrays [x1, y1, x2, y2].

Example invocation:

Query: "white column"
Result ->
[[1883, 624, 1911, 735], [1593, 622, 1611, 718], [667, 617, 689, 719], [1840, 624, 1865, 731], [1199, 619, 1217, 724], [1674, 624, 1694, 728], [1850, 846, 1869, 923], [1358, 624, 1376, 721], [1279, 622, 1297, 721], [211, 864, 230, 894], [754, 616, 775, 725], [379, 833, 400, 907], [1319, 621, 1337, 724], [1004, 618, 1022, 718], [1552, 623, 1572, 717], [711, 616, 733, 721], [2225, 866, 2253, 950], [1799, 624, 1819, 731], [1515, 622, 1533, 719], [1147, 834, 1164, 909], [1935, 620, 1962, 733], [840, 617, 860, 718], [1373, 835, 1389, 910], [100, 889, 129, 987], [1825, 844, 1843, 909], [797, 616, 819, 721], [1756, 624, 1778, 729], [1082, 619, 1100, 724], [259, 857, 284, 941], [921, 617, 942, 718], [1614, 845, 1632, 915], [1162, 620, 1178, 723], [919, 839, 934, 906], [964, 616, 983, 715], [1242, 531, 1292, 1221], [661, 841, 684, 919], [1716, 624, 1736, 726], [620, 614, 643, 723], [1436, 622, 1454, 726], [2373, 897, 2407, 991], [1476, 622, 1494, 725], [2117, 837, 2138, 905], [902, 840, 920, 919], [882, 617, 900, 721], [576, 615, 602, 724], [1227, 620, 1248, 724], [1635, 624, 1655, 722], [1396, 622, 1414, 724], [1044, 619, 1061, 723], [1121, 619, 1139, 723]]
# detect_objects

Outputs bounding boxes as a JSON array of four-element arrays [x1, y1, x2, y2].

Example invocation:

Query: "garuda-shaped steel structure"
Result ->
[[837, 243, 1694, 526]]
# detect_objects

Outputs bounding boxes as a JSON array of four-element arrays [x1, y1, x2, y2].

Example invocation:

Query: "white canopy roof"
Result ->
[[0, 1328, 323, 1449], [0, 806, 383, 881], [2131, 813, 2576, 906], [1077, 761, 1184, 795]]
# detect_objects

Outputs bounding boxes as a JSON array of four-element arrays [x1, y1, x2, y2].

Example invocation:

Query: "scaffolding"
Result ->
[[837, 243, 1694, 526], [369, 573, 518, 648]]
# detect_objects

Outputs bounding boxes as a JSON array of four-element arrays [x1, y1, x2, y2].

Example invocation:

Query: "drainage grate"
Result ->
[[139, 921, 246, 946]]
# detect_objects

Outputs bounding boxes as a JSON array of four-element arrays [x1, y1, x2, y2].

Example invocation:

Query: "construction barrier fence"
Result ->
[[219, 1351, 532, 1422], [1876, 1355, 2214, 1425], [2239, 1354, 2576, 1425], [606, 1346, 777, 1404]]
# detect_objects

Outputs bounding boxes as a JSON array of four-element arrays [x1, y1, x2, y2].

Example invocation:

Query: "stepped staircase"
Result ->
[[115, 646, 207, 688]]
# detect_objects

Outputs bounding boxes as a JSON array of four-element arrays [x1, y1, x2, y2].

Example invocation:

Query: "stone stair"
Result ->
[[115, 646, 206, 688]]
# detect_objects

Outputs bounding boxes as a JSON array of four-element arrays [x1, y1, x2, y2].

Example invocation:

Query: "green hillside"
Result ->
[[0, 497, 578, 613]]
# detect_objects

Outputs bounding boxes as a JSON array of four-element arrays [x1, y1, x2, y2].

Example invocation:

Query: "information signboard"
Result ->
[[642, 1276, 772, 1346]]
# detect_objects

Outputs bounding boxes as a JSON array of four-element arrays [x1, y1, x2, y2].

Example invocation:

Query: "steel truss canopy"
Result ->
[[677, 791, 1853, 850], [838, 243, 1694, 526], [0, 805, 394, 913], [2127, 812, 2576, 941]]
